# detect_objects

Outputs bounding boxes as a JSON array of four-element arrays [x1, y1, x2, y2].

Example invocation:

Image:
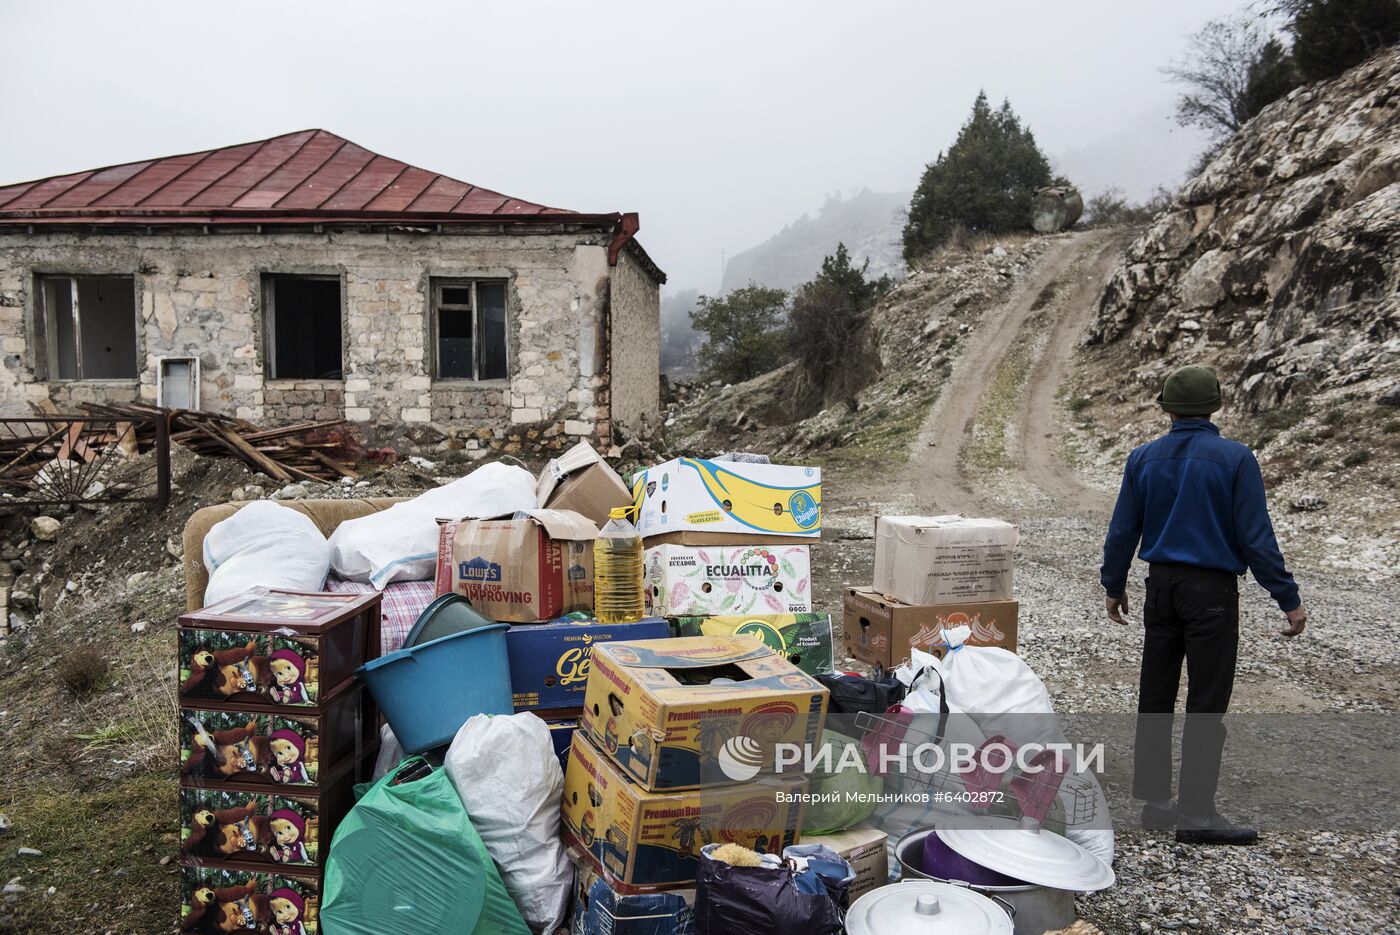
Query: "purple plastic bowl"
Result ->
[[919, 828, 1026, 887]]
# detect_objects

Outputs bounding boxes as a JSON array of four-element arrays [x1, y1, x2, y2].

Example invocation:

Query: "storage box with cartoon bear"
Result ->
[[562, 732, 807, 886], [179, 589, 381, 708], [180, 863, 319, 934], [179, 758, 358, 868], [578, 636, 828, 791], [179, 689, 373, 788]]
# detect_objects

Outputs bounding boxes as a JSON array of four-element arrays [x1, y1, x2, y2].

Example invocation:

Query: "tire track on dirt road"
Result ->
[[905, 229, 1130, 519]]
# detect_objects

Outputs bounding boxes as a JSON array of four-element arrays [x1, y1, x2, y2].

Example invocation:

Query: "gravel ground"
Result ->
[[811, 461, 1400, 935]]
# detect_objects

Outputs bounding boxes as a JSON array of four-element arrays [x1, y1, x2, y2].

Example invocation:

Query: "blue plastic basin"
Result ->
[[357, 622, 512, 753]]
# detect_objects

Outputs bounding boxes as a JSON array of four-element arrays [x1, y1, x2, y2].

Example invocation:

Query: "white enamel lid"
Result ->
[[937, 817, 1115, 892], [845, 881, 1014, 935]]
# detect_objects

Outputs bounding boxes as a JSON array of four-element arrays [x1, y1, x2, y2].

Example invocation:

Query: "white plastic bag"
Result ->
[[203, 501, 331, 606], [937, 627, 1115, 864], [370, 724, 405, 782], [896, 647, 989, 758], [328, 462, 535, 588], [445, 713, 570, 934]]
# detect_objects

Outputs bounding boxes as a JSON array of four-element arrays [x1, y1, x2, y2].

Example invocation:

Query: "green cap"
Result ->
[[1157, 365, 1222, 416]]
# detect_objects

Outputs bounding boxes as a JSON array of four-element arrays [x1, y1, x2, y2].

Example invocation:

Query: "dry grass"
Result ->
[[55, 644, 109, 697], [75, 648, 180, 773]]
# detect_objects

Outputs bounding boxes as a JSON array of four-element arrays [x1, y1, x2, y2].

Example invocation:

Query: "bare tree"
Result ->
[[1164, 14, 1277, 140]]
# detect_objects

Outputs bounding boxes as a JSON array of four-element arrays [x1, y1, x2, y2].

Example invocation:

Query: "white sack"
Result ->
[[203, 500, 331, 606], [445, 713, 570, 934], [936, 626, 1115, 864], [328, 462, 535, 588], [370, 724, 406, 782]]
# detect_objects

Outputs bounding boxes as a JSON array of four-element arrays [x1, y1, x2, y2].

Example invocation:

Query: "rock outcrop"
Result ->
[[1089, 47, 1400, 413]]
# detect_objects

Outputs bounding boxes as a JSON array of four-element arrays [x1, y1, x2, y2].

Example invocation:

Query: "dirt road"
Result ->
[[907, 228, 1128, 517], [813, 228, 1399, 934]]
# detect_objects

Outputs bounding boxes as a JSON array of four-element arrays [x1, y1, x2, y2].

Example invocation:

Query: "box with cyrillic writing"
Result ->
[[872, 515, 1017, 605]]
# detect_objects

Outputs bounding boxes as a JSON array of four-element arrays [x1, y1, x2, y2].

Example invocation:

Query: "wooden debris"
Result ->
[[75, 402, 358, 483]]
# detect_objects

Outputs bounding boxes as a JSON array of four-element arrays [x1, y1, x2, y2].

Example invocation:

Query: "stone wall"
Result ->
[[609, 246, 661, 437], [0, 227, 659, 453]]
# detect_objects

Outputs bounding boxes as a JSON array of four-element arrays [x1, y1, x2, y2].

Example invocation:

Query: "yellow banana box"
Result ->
[[630, 458, 821, 540], [579, 636, 828, 791], [562, 732, 807, 887]]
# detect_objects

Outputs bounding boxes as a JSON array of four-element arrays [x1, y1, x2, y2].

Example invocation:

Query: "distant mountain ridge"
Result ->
[[720, 189, 908, 293]]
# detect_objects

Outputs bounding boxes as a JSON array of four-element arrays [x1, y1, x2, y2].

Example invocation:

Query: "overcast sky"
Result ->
[[1, 0, 1240, 292]]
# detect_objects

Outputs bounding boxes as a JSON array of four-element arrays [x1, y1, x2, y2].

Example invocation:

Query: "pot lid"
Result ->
[[845, 881, 1013, 935], [937, 817, 1115, 892]]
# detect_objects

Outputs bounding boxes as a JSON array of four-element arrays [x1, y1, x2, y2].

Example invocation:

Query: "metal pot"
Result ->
[[896, 828, 1076, 935], [845, 880, 1014, 935]]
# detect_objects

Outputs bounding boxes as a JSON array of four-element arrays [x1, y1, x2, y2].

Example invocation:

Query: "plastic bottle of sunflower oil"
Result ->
[[594, 507, 644, 623]]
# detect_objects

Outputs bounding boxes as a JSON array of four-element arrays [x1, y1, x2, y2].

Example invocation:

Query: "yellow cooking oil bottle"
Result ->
[[594, 507, 644, 623]]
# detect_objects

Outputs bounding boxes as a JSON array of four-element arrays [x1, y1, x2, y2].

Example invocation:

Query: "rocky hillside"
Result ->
[[1089, 47, 1398, 409], [720, 189, 908, 293], [1073, 47, 1400, 576], [670, 235, 1048, 462]]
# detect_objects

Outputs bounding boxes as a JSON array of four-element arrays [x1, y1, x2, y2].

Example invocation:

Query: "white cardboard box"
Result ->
[[800, 825, 889, 902], [631, 457, 821, 540], [873, 514, 1018, 605], [644, 542, 812, 616]]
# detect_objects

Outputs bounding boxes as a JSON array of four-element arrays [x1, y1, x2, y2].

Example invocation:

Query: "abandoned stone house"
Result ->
[[0, 129, 664, 451]]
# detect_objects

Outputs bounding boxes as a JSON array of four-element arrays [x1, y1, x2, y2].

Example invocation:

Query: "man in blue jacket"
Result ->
[[1101, 365, 1307, 845]]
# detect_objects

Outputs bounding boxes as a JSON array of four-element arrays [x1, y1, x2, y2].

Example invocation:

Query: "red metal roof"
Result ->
[[0, 129, 582, 224]]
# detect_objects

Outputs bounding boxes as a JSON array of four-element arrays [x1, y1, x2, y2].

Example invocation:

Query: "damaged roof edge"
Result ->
[[0, 208, 668, 285]]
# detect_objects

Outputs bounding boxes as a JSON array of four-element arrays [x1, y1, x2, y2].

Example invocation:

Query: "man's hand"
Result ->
[[1280, 605, 1307, 638], [1106, 594, 1130, 625]]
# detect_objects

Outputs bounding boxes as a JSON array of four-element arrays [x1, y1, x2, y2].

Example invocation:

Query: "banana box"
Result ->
[[630, 457, 821, 541], [670, 614, 833, 676], [563, 732, 807, 886], [579, 636, 828, 791]]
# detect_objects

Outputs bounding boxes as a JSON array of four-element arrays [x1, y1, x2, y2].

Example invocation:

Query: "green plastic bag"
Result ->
[[322, 758, 530, 934], [801, 731, 885, 835]]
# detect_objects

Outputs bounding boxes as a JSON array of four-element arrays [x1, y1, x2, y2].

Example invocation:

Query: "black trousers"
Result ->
[[1132, 562, 1239, 817]]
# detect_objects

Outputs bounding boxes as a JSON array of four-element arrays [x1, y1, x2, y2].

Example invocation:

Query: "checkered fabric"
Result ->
[[325, 576, 437, 655]]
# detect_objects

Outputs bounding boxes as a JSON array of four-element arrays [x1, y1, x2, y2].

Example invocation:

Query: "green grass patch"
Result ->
[[0, 775, 179, 933], [965, 312, 1046, 470]]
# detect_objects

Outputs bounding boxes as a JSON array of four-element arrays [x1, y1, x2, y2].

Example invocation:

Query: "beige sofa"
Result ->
[[182, 498, 406, 609]]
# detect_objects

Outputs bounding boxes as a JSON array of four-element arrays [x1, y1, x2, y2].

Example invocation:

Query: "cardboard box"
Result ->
[[842, 587, 1019, 668], [671, 613, 833, 676], [181, 862, 321, 933], [537, 441, 634, 527], [631, 457, 821, 540], [563, 732, 806, 886], [644, 543, 812, 616], [507, 617, 671, 713], [579, 636, 828, 791], [873, 515, 1018, 605], [569, 847, 696, 934], [434, 509, 599, 623], [547, 718, 578, 773], [799, 825, 889, 902]]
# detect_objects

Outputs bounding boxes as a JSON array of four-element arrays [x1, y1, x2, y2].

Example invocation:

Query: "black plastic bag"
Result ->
[[694, 844, 852, 935], [817, 670, 906, 715]]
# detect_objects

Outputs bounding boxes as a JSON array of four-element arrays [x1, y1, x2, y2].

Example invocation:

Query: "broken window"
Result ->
[[432, 280, 509, 381], [35, 275, 138, 380], [264, 275, 343, 380]]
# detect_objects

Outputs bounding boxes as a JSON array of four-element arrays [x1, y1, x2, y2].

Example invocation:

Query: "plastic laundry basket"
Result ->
[[357, 622, 512, 753]]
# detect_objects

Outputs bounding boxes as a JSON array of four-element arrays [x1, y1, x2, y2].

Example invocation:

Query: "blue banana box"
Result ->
[[506, 617, 670, 714]]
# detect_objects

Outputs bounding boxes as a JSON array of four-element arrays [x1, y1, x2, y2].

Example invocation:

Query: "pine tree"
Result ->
[[902, 92, 1053, 263]]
